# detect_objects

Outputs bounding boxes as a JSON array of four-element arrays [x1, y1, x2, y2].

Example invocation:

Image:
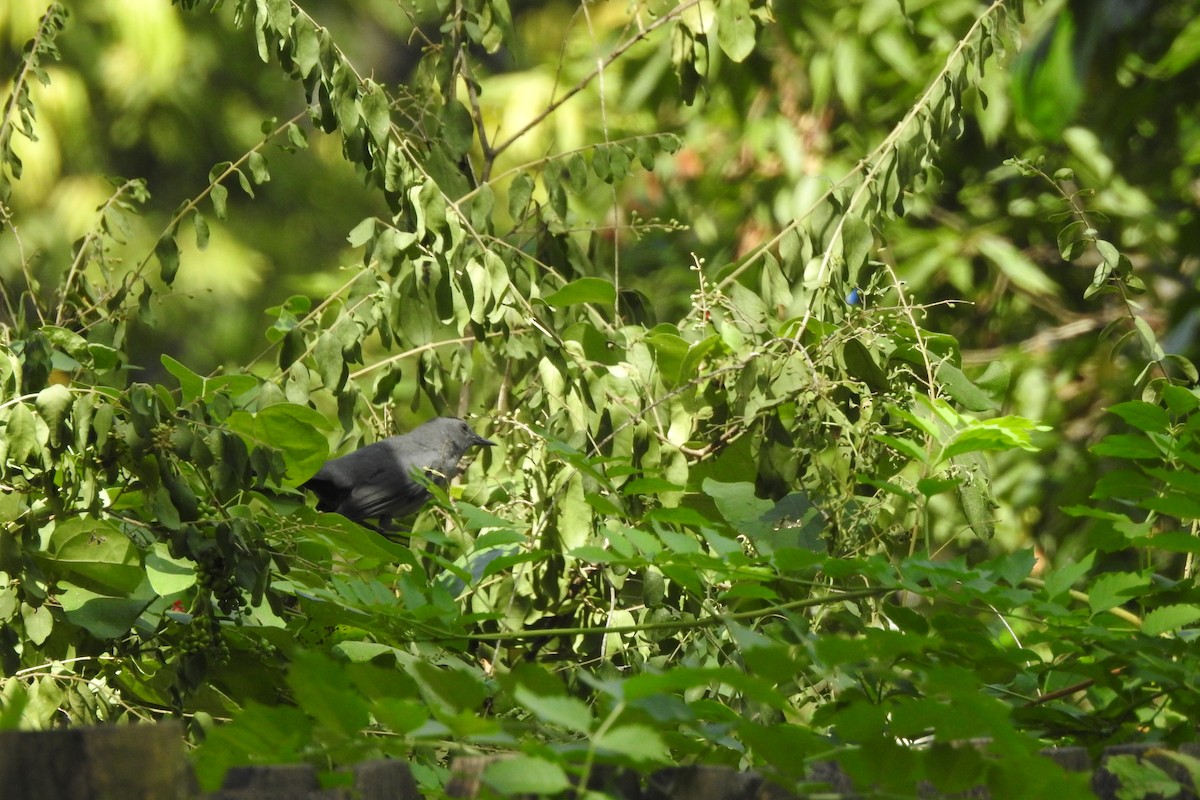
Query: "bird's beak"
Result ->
[[475, 433, 496, 447]]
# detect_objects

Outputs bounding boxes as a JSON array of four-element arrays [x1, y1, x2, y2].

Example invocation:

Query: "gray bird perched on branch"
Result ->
[[303, 416, 494, 527]]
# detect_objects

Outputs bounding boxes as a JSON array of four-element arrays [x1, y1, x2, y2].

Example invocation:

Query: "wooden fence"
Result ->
[[0, 723, 1196, 799]]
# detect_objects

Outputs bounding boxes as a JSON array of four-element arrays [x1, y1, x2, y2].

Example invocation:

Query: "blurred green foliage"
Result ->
[[3, 0, 1200, 797]]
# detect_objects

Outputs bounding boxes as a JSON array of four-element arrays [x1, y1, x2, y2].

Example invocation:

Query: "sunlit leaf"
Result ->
[[483, 756, 570, 795], [544, 277, 616, 307], [1142, 604, 1200, 636], [47, 517, 143, 594]]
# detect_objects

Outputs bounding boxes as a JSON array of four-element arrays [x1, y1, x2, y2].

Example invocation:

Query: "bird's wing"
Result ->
[[303, 475, 345, 512], [303, 462, 356, 512], [336, 461, 432, 521]]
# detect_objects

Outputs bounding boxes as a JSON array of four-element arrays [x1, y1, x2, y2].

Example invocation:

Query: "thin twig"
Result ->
[[433, 585, 891, 642], [490, 0, 702, 160]]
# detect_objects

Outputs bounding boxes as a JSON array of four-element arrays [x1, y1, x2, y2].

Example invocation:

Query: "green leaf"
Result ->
[[1142, 604, 1200, 636], [247, 151, 270, 185], [1134, 316, 1165, 360], [226, 404, 331, 483], [192, 704, 312, 792], [544, 277, 616, 307], [513, 686, 593, 733], [87, 343, 118, 371], [703, 479, 771, 536], [624, 666, 784, 706], [0, 681, 29, 729], [1087, 571, 1149, 616], [987, 548, 1038, 587], [508, 173, 534, 219], [146, 545, 197, 595], [286, 122, 308, 150], [482, 756, 570, 796], [563, 322, 622, 366], [937, 363, 996, 412], [957, 479, 995, 540], [875, 433, 928, 464], [478, 0, 513, 52], [1161, 383, 1200, 417], [917, 477, 960, 497], [193, 209, 210, 250], [47, 517, 144, 594], [3, 403, 44, 465], [1108, 401, 1170, 433], [410, 660, 489, 712], [592, 144, 611, 182], [1143, 493, 1200, 519], [841, 339, 887, 391], [840, 214, 874, 283], [313, 331, 348, 391], [440, 100, 474, 158], [1011, 10, 1082, 139], [1152, 750, 1200, 791], [21, 603, 53, 646], [1095, 239, 1121, 271], [35, 384, 72, 448], [593, 724, 670, 763], [162, 354, 206, 405], [939, 416, 1046, 462], [332, 63, 360, 130], [1151, 13, 1200, 77], [57, 582, 152, 640], [1091, 433, 1163, 460], [1042, 551, 1095, 599], [152, 486, 183, 531], [240, 170, 258, 200], [210, 182, 229, 219], [1103, 755, 1182, 799], [292, 15, 320, 78], [287, 650, 370, 737], [888, 402, 941, 439], [556, 473, 592, 551], [608, 145, 631, 182], [832, 37, 864, 113], [679, 334, 722, 383], [262, 0, 293, 34], [335, 642, 401, 664], [646, 330, 689, 385], [1056, 220, 1087, 262], [40, 325, 90, 361], [1128, 531, 1200, 554], [361, 80, 392, 147], [347, 217, 376, 247], [1165, 354, 1200, 383], [155, 230, 180, 284], [465, 257, 490, 324], [370, 698, 428, 736], [725, 619, 797, 682]]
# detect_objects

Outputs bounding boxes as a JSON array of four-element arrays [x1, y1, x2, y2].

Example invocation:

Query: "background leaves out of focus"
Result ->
[[3, 0, 1200, 797]]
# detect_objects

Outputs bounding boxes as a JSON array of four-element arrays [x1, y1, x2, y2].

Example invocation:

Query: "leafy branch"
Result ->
[[0, 3, 67, 195], [1006, 156, 1195, 393]]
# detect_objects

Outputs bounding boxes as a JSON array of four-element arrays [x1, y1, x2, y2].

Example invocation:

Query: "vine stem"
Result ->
[[434, 586, 891, 642], [1023, 576, 1144, 628], [489, 0, 702, 161], [71, 110, 309, 330], [55, 179, 144, 326], [1021, 160, 1172, 386], [716, 0, 1013, 295], [0, 5, 65, 160]]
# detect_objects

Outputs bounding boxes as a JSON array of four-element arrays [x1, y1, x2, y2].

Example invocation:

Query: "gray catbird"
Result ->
[[303, 416, 494, 525]]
